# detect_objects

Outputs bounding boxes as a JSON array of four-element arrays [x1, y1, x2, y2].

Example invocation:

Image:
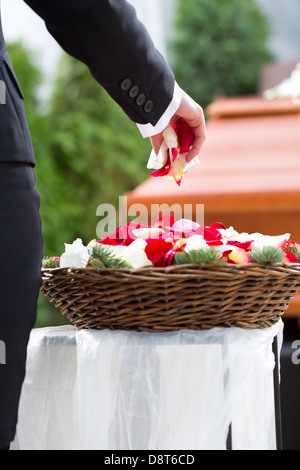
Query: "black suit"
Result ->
[[0, 0, 175, 165], [0, 0, 175, 447]]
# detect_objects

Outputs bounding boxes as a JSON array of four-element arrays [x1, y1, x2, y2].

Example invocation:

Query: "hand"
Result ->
[[150, 90, 206, 163]]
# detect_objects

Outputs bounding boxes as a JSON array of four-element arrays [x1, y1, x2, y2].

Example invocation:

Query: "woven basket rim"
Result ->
[[40, 262, 300, 331], [42, 262, 300, 276]]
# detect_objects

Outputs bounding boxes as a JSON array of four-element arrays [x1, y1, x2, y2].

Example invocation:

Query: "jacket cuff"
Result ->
[[137, 82, 182, 138]]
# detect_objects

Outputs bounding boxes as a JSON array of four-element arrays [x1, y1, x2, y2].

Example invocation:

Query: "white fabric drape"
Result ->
[[11, 320, 283, 450]]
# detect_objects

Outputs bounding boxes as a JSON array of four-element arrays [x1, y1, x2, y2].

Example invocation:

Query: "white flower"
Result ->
[[60, 238, 90, 268], [184, 235, 208, 252]]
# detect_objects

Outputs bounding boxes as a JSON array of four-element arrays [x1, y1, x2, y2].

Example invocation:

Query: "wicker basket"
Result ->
[[41, 263, 300, 332]]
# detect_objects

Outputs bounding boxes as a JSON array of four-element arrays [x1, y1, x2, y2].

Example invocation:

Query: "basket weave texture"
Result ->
[[41, 263, 300, 332]]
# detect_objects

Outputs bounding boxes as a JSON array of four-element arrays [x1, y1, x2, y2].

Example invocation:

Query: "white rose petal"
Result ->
[[250, 233, 290, 250], [147, 141, 169, 170], [119, 239, 153, 269], [129, 250, 153, 269], [167, 154, 200, 181], [215, 244, 240, 253], [100, 244, 128, 259], [185, 235, 208, 252], [162, 125, 178, 150], [132, 227, 165, 239], [217, 226, 240, 238]]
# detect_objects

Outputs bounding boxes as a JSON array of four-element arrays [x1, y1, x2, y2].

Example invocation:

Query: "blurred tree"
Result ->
[[172, 0, 273, 109], [39, 54, 151, 256], [7, 46, 150, 256], [5, 41, 42, 110], [7, 42, 151, 326]]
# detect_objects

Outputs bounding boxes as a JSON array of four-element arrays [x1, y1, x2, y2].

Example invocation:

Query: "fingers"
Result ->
[[149, 90, 206, 161], [176, 91, 206, 163], [185, 110, 206, 163]]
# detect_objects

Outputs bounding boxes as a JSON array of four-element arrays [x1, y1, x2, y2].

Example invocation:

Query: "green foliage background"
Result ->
[[172, 0, 272, 109], [7, 42, 151, 326], [6, 0, 272, 327]]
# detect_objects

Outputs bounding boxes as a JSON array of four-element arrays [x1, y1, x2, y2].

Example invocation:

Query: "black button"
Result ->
[[129, 85, 140, 98], [136, 93, 146, 106], [144, 100, 154, 113], [120, 78, 132, 91]]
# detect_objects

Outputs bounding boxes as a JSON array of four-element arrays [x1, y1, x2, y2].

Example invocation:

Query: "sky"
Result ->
[[2, 0, 63, 94]]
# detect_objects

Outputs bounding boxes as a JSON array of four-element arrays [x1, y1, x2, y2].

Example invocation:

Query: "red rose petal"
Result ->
[[171, 119, 195, 154], [284, 251, 299, 263], [152, 215, 175, 229], [228, 248, 251, 264], [171, 147, 180, 162], [210, 222, 226, 230], [151, 155, 171, 178], [100, 222, 148, 246], [226, 240, 253, 251], [145, 239, 173, 265], [203, 226, 223, 242]]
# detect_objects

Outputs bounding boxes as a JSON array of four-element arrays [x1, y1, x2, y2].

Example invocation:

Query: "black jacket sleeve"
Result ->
[[24, 0, 175, 126]]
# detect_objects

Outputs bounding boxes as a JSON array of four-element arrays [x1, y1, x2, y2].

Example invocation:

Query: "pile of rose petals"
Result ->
[[58, 217, 300, 269], [94, 215, 300, 267]]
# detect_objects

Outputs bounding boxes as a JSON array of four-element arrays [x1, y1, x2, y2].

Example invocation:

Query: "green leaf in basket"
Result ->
[[89, 244, 131, 269], [42, 257, 60, 269], [249, 246, 284, 264], [174, 247, 224, 265]]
